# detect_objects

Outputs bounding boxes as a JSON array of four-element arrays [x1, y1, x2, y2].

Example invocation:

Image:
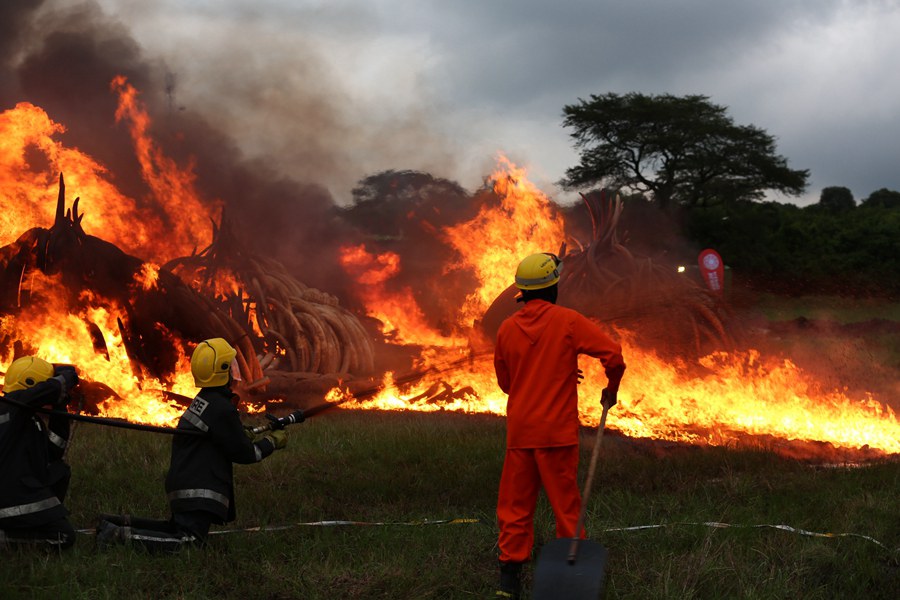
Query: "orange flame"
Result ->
[[0, 83, 215, 263], [339, 244, 457, 348], [110, 76, 220, 261], [0, 271, 196, 425], [2, 88, 898, 456], [134, 262, 160, 291], [444, 154, 566, 328], [340, 340, 899, 455], [0, 79, 224, 425], [338, 158, 900, 457]]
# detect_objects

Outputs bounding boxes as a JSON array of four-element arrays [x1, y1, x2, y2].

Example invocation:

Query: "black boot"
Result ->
[[95, 521, 127, 550], [96, 514, 131, 527], [496, 561, 523, 599]]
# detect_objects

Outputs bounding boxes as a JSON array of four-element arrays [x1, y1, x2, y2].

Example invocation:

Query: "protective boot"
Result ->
[[95, 520, 127, 550], [496, 561, 523, 599], [96, 514, 131, 527]]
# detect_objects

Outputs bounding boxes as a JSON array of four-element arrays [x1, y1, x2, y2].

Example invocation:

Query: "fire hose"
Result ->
[[0, 392, 321, 437], [247, 399, 348, 434], [248, 353, 492, 434], [0, 393, 204, 436], [0, 352, 490, 436]]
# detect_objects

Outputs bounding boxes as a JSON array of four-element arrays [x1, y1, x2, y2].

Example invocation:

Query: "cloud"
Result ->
[[13, 0, 900, 208]]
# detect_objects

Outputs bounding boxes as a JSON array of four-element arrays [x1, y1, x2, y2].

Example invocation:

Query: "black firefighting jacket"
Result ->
[[0, 377, 71, 528], [165, 385, 276, 523]]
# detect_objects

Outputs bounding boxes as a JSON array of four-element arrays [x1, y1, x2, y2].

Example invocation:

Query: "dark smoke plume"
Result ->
[[0, 2, 400, 303]]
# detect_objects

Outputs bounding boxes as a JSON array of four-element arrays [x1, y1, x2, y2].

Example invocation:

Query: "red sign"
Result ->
[[698, 249, 724, 293]]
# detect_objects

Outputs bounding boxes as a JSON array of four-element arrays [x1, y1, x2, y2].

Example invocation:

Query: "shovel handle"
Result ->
[[567, 399, 610, 563]]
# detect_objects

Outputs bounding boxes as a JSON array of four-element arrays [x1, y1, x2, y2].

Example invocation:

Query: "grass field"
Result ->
[[1, 409, 897, 599]]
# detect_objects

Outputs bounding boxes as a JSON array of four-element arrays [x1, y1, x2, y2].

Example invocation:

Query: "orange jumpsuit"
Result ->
[[494, 299, 625, 563]]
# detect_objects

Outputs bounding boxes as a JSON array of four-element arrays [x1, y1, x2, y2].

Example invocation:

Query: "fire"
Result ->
[[337, 155, 566, 354], [134, 262, 160, 291], [110, 76, 219, 260], [1, 82, 898, 457], [0, 79, 222, 426], [0, 83, 214, 263], [338, 244, 457, 348], [341, 340, 900, 455], [339, 158, 900, 457], [581, 343, 898, 453], [1, 271, 195, 426], [444, 154, 566, 328]]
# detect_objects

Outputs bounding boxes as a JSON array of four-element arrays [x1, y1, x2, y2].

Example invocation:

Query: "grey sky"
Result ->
[[72, 1, 900, 205]]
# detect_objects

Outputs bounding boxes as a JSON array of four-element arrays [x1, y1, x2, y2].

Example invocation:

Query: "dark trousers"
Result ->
[[0, 517, 76, 550]]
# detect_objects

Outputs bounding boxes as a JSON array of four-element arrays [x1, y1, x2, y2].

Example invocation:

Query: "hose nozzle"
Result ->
[[250, 409, 306, 434]]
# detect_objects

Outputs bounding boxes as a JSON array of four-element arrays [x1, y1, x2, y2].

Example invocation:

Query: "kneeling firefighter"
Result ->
[[96, 337, 287, 552], [0, 356, 79, 550]]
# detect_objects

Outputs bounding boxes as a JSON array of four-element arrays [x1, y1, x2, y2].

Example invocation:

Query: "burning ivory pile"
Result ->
[[480, 189, 736, 359], [0, 175, 375, 410], [164, 216, 376, 384], [560, 190, 735, 356]]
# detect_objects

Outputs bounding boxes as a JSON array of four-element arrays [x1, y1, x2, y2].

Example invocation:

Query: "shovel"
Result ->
[[532, 392, 612, 600]]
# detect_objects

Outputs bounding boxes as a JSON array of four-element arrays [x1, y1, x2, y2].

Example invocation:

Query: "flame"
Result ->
[[0, 271, 195, 425], [1, 87, 897, 456], [0, 79, 224, 425], [338, 244, 457, 347], [0, 83, 214, 263], [444, 154, 566, 327], [109, 76, 219, 260], [340, 340, 899, 455], [338, 157, 900, 457], [134, 262, 160, 291], [338, 156, 565, 349]]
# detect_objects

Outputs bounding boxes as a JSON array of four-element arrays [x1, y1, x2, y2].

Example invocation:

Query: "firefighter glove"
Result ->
[[54, 365, 79, 391], [601, 387, 617, 409], [264, 428, 287, 450]]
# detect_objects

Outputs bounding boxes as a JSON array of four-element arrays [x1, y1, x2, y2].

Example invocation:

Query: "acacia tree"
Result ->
[[560, 93, 809, 209]]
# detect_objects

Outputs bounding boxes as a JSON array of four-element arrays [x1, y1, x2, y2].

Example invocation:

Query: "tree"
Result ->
[[683, 198, 900, 295], [861, 188, 900, 209], [817, 186, 855, 212], [344, 170, 470, 239], [560, 93, 809, 210]]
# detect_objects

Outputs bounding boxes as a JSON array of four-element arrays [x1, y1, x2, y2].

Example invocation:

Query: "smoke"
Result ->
[[0, 1, 697, 336], [0, 1, 471, 303], [752, 317, 900, 413]]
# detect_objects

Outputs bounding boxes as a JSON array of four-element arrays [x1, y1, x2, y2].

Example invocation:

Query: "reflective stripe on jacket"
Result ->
[[165, 386, 275, 523], [0, 380, 70, 527]]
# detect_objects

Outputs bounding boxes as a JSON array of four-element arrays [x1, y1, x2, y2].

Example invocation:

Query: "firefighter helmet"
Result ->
[[3, 356, 55, 393], [190, 338, 237, 388], [514, 253, 563, 290]]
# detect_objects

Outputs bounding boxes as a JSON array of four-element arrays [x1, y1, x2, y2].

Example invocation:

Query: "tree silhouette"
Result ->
[[817, 186, 855, 212], [560, 93, 809, 210]]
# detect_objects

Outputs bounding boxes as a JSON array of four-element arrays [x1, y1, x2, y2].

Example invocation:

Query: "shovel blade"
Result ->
[[532, 538, 608, 600]]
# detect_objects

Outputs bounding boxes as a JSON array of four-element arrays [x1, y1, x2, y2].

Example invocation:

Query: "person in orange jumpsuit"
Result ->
[[493, 252, 626, 599]]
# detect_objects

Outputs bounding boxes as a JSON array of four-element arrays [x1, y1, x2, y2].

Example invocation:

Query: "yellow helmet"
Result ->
[[3, 356, 55, 393], [190, 338, 237, 388], [514, 253, 563, 290]]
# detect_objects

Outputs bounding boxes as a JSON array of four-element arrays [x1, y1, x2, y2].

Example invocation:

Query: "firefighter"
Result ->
[[492, 253, 626, 599], [96, 337, 286, 552], [0, 356, 79, 550]]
